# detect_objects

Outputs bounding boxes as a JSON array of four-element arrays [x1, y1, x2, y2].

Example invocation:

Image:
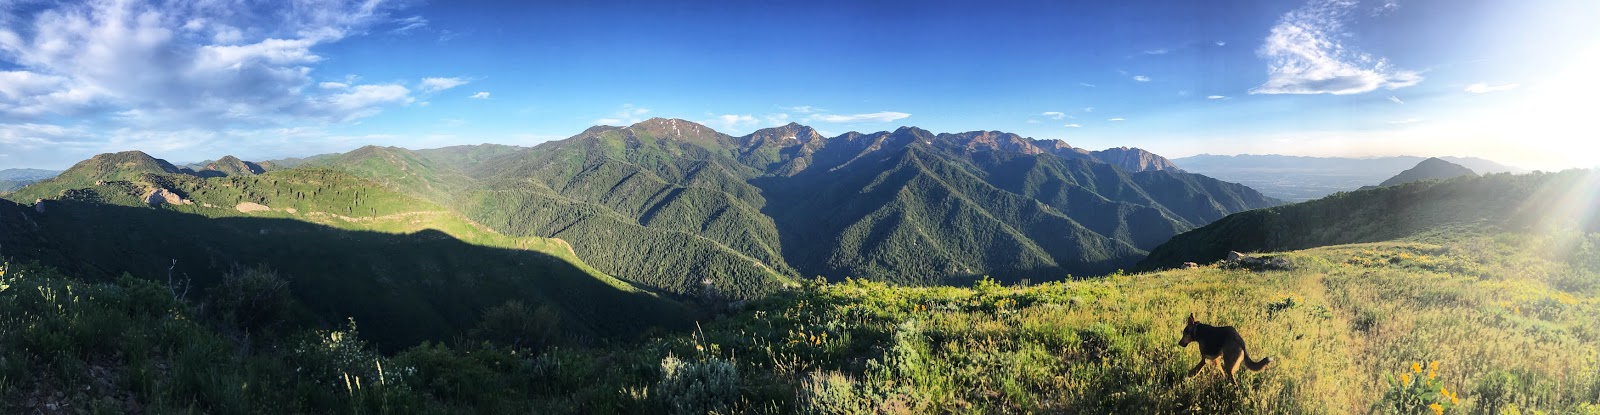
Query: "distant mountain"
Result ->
[[0, 168, 58, 194], [1171, 154, 1527, 201], [197, 155, 266, 177], [1141, 169, 1598, 268], [1372, 157, 1477, 188], [0, 168, 58, 181], [1090, 147, 1183, 172]]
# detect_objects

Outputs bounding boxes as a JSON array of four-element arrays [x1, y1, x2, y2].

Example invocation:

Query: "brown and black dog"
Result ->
[[1178, 313, 1273, 384]]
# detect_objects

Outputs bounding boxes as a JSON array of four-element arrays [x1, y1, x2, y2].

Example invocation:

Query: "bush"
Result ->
[[205, 266, 291, 334], [470, 300, 560, 351], [797, 370, 870, 415], [657, 354, 740, 415]]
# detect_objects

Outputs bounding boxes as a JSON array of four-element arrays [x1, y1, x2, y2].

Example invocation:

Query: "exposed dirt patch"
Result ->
[[235, 202, 271, 213]]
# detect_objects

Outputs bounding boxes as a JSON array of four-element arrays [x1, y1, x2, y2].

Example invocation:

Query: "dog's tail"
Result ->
[[1243, 349, 1273, 371]]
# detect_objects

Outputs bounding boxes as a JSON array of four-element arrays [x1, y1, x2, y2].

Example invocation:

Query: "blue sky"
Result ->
[[1, 0, 1597, 170]]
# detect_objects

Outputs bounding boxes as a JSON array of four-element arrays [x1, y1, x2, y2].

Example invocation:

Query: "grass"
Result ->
[[2, 230, 1597, 413]]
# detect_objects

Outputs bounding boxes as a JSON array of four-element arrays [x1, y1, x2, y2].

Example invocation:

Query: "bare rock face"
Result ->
[[235, 202, 271, 213], [143, 188, 189, 207], [33, 199, 45, 213], [1182, 262, 1200, 269], [1226, 251, 1246, 262]]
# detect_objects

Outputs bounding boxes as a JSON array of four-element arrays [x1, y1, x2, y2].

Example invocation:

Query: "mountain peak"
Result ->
[[1089, 147, 1182, 172], [1376, 157, 1476, 187]]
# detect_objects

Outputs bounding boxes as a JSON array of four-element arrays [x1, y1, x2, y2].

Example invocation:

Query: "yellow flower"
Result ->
[[1430, 360, 1440, 370], [1401, 373, 1411, 385], [1451, 394, 1459, 405], [1429, 368, 1437, 380], [1430, 403, 1443, 415], [1412, 362, 1422, 373]]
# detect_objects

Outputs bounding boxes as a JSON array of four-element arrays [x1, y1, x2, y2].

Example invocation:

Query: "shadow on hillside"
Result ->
[[0, 198, 692, 350]]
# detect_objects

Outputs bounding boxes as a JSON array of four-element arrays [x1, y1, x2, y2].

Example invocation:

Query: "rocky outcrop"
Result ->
[[143, 188, 191, 207]]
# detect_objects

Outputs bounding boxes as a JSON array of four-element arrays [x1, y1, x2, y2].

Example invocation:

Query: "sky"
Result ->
[[1, 0, 1598, 171]]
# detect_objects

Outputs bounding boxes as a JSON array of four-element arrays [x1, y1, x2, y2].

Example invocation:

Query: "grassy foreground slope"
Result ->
[[6, 231, 1594, 413]]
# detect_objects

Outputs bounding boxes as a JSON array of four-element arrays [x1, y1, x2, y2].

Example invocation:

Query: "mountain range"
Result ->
[[1171, 154, 1526, 201], [4, 119, 1279, 309], [0, 168, 60, 194]]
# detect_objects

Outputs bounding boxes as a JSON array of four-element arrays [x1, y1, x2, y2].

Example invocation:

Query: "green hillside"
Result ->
[[1142, 170, 1600, 268], [447, 120, 1279, 289], [1377, 157, 1478, 188], [0, 165, 691, 347]]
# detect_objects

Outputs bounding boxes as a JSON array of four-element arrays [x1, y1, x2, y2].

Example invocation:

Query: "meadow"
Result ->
[[2, 230, 1597, 413]]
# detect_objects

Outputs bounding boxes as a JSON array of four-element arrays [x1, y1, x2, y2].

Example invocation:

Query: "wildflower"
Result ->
[[1401, 373, 1411, 385], [1430, 403, 1443, 415], [1429, 368, 1437, 380], [376, 359, 386, 386], [1412, 362, 1422, 373], [343, 372, 353, 396]]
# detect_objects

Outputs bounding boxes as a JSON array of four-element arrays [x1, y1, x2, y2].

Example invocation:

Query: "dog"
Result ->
[[1178, 313, 1273, 384]]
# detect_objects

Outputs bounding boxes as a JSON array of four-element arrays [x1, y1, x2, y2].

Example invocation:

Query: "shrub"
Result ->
[[797, 370, 871, 415], [205, 265, 291, 335], [470, 300, 560, 351], [657, 354, 740, 415]]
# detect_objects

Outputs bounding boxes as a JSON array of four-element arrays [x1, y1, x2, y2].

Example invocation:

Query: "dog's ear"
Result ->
[[1187, 312, 1196, 324]]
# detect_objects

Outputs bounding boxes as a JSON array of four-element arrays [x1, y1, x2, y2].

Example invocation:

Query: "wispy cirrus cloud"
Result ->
[[1063, 123, 1082, 128], [594, 104, 652, 125], [1041, 111, 1066, 120], [469, 91, 491, 99], [808, 111, 911, 123], [1388, 96, 1405, 104], [1465, 82, 1520, 93], [1132, 75, 1151, 82], [1250, 0, 1422, 95], [420, 77, 469, 93], [1207, 95, 1229, 100], [1107, 117, 1126, 121]]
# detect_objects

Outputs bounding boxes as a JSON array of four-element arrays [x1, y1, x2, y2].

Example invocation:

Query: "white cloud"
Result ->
[[1250, 0, 1422, 95], [0, 0, 410, 125], [1215, 41, 1227, 46], [1132, 75, 1151, 82], [1083, 107, 1094, 112], [707, 114, 758, 130], [1143, 48, 1170, 55], [1388, 95, 1404, 104], [1041, 111, 1066, 120], [1207, 95, 1229, 100], [785, 105, 822, 113], [1107, 118, 1126, 121], [1465, 82, 1520, 94], [318, 82, 349, 90], [314, 84, 414, 122], [1064, 123, 1082, 128], [1079, 82, 1096, 88], [764, 113, 791, 125], [470, 91, 491, 99], [808, 111, 911, 123], [391, 16, 427, 34], [594, 104, 651, 125], [420, 77, 468, 93]]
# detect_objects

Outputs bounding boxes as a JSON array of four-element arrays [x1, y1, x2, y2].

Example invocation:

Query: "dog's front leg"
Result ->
[[1186, 360, 1206, 377]]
